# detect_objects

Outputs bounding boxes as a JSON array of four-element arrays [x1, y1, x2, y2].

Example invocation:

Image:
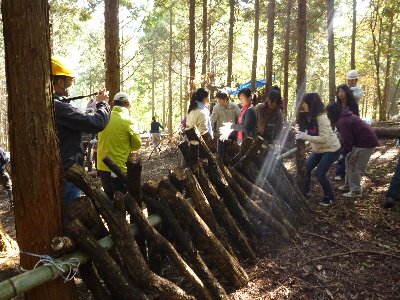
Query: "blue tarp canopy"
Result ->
[[229, 79, 269, 95]]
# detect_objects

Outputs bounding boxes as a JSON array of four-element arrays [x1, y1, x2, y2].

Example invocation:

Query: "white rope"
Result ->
[[19, 250, 80, 282]]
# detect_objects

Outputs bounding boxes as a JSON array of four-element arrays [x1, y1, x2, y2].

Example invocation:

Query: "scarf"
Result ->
[[238, 103, 251, 141]]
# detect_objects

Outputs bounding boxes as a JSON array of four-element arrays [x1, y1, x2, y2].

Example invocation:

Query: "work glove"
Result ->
[[295, 131, 309, 140], [294, 124, 300, 133], [219, 122, 234, 141], [96, 101, 111, 114]]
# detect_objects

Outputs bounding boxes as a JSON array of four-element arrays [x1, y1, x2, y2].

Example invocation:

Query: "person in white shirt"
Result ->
[[347, 70, 364, 105]]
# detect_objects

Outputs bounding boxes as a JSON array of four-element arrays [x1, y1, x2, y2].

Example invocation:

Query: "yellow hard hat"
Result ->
[[51, 56, 75, 78]]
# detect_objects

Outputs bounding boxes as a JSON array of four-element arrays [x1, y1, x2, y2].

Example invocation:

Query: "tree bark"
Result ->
[[381, 16, 394, 121], [189, 0, 196, 92], [141, 185, 228, 300], [228, 166, 299, 229], [265, 0, 276, 93], [184, 169, 231, 247], [78, 262, 113, 300], [184, 129, 259, 240], [296, 0, 307, 105], [1, 1, 77, 299], [168, 8, 173, 136], [157, 179, 249, 289], [66, 165, 195, 300], [66, 219, 146, 300], [227, 0, 235, 87], [326, 0, 336, 103], [202, 0, 208, 78], [373, 127, 400, 139], [295, 112, 308, 195], [251, 0, 260, 92], [124, 193, 212, 300], [283, 0, 293, 117], [190, 165, 256, 259], [152, 41, 156, 118], [350, 0, 356, 69], [66, 196, 108, 239], [104, 0, 120, 103], [220, 164, 294, 241]]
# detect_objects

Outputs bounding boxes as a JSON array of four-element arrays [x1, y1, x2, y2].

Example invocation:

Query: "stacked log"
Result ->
[[60, 128, 308, 299]]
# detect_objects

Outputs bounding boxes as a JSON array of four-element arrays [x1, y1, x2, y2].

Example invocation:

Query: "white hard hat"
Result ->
[[346, 70, 359, 80], [113, 92, 131, 103]]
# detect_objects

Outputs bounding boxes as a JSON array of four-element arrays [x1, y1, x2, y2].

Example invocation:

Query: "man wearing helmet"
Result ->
[[51, 56, 111, 207], [97, 92, 142, 200], [347, 69, 364, 104]]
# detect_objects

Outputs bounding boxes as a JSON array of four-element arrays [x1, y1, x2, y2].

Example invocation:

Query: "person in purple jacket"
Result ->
[[327, 102, 378, 198], [334, 84, 360, 181]]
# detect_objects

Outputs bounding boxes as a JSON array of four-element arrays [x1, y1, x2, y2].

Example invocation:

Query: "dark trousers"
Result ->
[[387, 159, 400, 201], [98, 170, 127, 200], [335, 153, 346, 178], [305, 150, 340, 198]]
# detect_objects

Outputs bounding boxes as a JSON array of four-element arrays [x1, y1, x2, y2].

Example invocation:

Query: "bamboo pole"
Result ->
[[0, 215, 162, 300]]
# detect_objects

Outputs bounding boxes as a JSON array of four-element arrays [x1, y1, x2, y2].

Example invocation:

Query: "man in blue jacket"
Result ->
[[51, 57, 110, 206], [0, 148, 12, 206]]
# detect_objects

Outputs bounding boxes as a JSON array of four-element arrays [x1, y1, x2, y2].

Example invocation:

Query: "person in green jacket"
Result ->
[[97, 92, 142, 200]]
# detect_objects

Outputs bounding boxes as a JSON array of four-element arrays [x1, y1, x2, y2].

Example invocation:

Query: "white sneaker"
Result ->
[[343, 190, 362, 198], [338, 185, 349, 191], [334, 176, 343, 181]]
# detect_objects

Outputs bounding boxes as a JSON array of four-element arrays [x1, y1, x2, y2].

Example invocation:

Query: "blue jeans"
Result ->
[[63, 181, 81, 207], [335, 153, 346, 178], [305, 150, 340, 198], [387, 158, 400, 201]]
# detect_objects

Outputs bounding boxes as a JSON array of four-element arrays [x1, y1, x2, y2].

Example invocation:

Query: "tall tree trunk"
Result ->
[[265, 0, 276, 93], [283, 0, 293, 118], [389, 75, 400, 117], [1, 1, 77, 299], [227, 0, 235, 87], [105, 0, 120, 104], [168, 9, 173, 136], [296, 0, 307, 106], [207, 0, 212, 83], [163, 76, 166, 125], [184, 69, 189, 115], [350, 0, 356, 69], [381, 17, 394, 121], [370, 4, 382, 120], [152, 41, 156, 118], [202, 0, 208, 80], [189, 0, 196, 92], [180, 44, 184, 122], [251, 0, 260, 92], [327, 0, 336, 103], [120, 29, 124, 91], [296, 0, 307, 194]]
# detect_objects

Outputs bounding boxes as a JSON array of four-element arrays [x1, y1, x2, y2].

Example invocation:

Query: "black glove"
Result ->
[[96, 102, 111, 113]]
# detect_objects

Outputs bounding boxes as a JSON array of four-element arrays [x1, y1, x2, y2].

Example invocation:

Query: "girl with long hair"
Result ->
[[327, 102, 378, 198], [186, 88, 213, 137], [232, 88, 257, 142], [334, 84, 360, 180], [295, 92, 341, 206]]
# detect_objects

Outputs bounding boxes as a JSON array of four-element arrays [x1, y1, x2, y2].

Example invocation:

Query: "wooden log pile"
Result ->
[[61, 128, 309, 299]]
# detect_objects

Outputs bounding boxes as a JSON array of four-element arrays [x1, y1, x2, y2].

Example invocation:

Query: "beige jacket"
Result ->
[[211, 102, 241, 135], [305, 114, 341, 153], [186, 107, 209, 135]]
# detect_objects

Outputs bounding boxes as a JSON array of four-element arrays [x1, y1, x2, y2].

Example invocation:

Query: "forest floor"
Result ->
[[0, 137, 399, 299]]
